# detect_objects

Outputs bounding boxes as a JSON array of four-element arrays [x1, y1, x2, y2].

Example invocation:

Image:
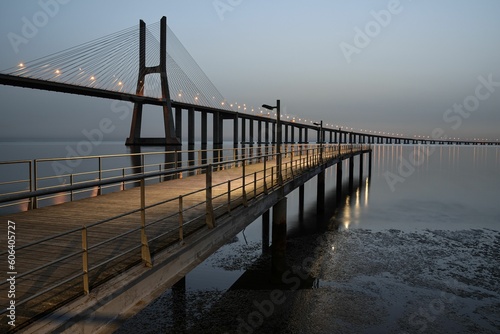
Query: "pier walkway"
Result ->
[[0, 144, 371, 333]]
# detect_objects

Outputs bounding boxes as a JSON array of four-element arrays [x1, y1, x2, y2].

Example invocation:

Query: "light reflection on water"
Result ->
[[336, 145, 500, 232]]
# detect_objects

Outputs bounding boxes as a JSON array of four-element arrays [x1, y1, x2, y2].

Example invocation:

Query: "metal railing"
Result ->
[[0, 143, 371, 318]]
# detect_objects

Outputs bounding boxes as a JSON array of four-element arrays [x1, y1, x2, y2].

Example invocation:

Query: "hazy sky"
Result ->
[[0, 0, 499, 141]]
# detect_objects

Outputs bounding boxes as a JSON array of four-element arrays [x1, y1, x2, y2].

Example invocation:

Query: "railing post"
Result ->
[[32, 159, 38, 209], [227, 180, 231, 213], [271, 166, 274, 188], [254, 172, 257, 198], [198, 150, 202, 174], [264, 159, 268, 194], [242, 161, 248, 206], [70, 174, 74, 202], [82, 226, 90, 295], [29, 160, 34, 210], [140, 179, 152, 267], [206, 165, 215, 228], [98, 156, 102, 195], [178, 195, 184, 242]]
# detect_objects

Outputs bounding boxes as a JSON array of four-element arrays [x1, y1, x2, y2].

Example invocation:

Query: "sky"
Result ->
[[0, 0, 499, 141]]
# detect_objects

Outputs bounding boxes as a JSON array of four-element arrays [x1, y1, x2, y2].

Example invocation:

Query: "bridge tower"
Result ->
[[126, 16, 180, 146]]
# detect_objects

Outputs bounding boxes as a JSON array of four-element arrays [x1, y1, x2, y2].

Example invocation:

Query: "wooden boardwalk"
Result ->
[[0, 156, 287, 332], [0, 146, 368, 332]]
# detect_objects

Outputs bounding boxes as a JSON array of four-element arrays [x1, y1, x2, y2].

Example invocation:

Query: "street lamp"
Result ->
[[313, 120, 323, 163], [262, 100, 282, 185]]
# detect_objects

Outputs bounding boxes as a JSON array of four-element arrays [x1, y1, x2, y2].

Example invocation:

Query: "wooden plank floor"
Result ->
[[0, 156, 287, 332]]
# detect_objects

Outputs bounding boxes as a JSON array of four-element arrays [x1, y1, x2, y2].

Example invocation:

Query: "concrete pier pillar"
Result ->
[[299, 184, 305, 220], [262, 210, 270, 254], [272, 197, 287, 280], [213, 111, 222, 164], [369, 150, 372, 180], [201, 112, 207, 164], [317, 170, 325, 215], [241, 118, 246, 144], [336, 162, 343, 202], [233, 115, 239, 160], [175, 107, 182, 141], [291, 126, 295, 143], [172, 276, 186, 330], [359, 153, 364, 185], [249, 119, 254, 144], [188, 108, 194, 147], [349, 156, 354, 190]]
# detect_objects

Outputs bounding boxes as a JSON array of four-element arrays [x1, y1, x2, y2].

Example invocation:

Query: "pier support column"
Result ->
[[349, 156, 354, 190], [201, 112, 207, 164], [213, 111, 222, 165], [317, 170, 325, 215], [233, 115, 239, 161], [359, 153, 364, 185], [272, 197, 287, 281], [299, 184, 305, 221], [368, 150, 372, 180], [262, 210, 270, 253], [336, 162, 343, 202], [249, 119, 254, 144], [175, 107, 182, 141], [187, 108, 194, 147]]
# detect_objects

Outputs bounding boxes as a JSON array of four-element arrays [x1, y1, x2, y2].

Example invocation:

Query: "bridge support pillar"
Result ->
[[317, 170, 325, 215], [188, 108, 195, 146], [126, 17, 179, 146], [262, 210, 270, 253], [299, 184, 305, 221], [175, 107, 182, 141], [359, 153, 364, 184], [272, 196, 287, 281], [241, 117, 247, 144], [233, 115, 239, 160], [336, 162, 343, 202], [349, 156, 354, 190], [213, 111, 223, 165], [368, 151, 372, 180]]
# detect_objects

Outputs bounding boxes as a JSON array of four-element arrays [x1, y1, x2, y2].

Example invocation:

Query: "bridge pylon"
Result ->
[[126, 16, 180, 146]]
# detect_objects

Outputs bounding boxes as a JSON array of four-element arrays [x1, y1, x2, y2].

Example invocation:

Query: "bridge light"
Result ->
[[178, 93, 182, 97], [18, 63, 24, 67], [90, 76, 95, 81], [55, 69, 61, 74], [118, 81, 123, 86], [221, 102, 225, 106]]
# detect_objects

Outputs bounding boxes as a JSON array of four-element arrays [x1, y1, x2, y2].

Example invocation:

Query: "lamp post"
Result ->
[[262, 100, 282, 185], [313, 120, 323, 163]]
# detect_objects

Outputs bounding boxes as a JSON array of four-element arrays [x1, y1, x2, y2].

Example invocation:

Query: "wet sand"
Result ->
[[115, 227, 500, 333]]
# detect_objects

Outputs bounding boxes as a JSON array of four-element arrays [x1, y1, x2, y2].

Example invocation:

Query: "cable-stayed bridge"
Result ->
[[1, 17, 498, 147]]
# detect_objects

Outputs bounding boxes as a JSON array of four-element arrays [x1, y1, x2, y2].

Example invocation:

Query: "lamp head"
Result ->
[[261, 104, 275, 110]]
